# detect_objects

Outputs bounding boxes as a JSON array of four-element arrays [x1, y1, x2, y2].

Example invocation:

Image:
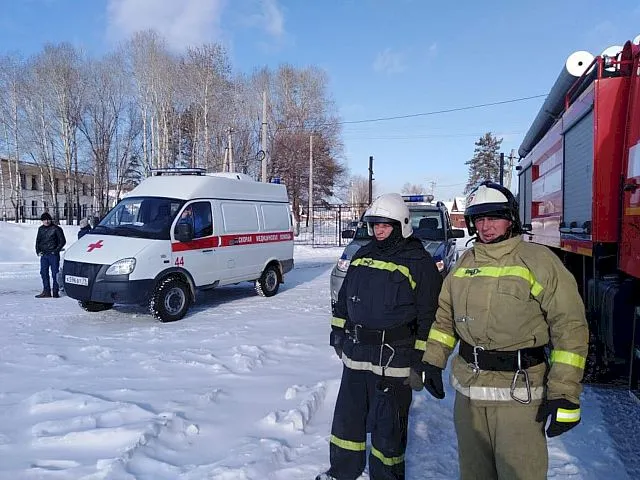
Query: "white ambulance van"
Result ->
[[62, 169, 294, 322]]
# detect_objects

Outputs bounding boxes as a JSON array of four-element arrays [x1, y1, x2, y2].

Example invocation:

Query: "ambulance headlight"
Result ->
[[106, 258, 136, 275], [337, 258, 351, 272]]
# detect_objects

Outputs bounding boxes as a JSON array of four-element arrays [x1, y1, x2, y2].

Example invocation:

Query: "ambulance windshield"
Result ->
[[94, 196, 185, 240]]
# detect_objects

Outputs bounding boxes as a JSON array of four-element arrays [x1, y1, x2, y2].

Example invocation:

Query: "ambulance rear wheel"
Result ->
[[150, 277, 191, 322], [78, 300, 113, 312], [256, 264, 280, 297]]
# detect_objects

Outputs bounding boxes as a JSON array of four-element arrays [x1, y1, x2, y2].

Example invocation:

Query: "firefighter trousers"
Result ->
[[454, 392, 548, 480], [327, 366, 412, 480]]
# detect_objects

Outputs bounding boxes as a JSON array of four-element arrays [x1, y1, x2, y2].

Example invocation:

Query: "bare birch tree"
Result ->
[[0, 54, 26, 221], [31, 43, 85, 224]]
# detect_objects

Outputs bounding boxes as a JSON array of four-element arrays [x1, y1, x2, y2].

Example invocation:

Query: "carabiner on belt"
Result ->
[[378, 330, 396, 377], [510, 350, 532, 404]]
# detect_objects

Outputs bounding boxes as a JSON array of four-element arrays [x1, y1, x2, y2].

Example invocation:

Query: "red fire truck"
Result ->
[[517, 39, 640, 393]]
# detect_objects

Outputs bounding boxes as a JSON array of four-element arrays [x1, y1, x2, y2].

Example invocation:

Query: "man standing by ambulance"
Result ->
[[35, 212, 66, 298], [419, 181, 588, 479]]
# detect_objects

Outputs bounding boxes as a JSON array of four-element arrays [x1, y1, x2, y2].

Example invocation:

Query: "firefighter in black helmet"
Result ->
[[421, 181, 589, 480], [317, 193, 443, 480]]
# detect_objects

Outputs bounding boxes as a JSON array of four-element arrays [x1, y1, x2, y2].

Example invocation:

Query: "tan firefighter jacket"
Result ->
[[423, 235, 588, 406]]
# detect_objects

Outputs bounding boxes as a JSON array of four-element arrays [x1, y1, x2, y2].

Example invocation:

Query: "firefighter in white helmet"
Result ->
[[317, 192, 442, 480], [420, 181, 589, 479]]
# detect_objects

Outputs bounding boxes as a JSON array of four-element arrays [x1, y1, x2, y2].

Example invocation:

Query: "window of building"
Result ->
[[31, 176, 37, 190], [82, 204, 87, 218], [31, 201, 38, 217], [82, 183, 88, 196], [20, 174, 26, 190]]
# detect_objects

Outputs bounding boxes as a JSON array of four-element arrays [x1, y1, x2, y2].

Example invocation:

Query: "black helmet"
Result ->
[[464, 181, 523, 236]]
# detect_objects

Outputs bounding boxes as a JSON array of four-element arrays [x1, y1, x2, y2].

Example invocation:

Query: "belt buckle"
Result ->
[[352, 324, 362, 344], [469, 345, 484, 373]]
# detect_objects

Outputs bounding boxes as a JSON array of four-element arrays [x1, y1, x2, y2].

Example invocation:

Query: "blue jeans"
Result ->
[[40, 253, 60, 293]]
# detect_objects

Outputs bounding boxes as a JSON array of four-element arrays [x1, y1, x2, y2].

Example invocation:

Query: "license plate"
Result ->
[[65, 275, 88, 286]]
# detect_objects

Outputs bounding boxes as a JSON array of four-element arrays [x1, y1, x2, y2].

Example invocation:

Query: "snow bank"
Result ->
[[0, 222, 81, 263]]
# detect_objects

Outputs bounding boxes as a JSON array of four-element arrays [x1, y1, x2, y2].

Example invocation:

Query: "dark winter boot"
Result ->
[[35, 290, 51, 298], [315, 473, 337, 480], [52, 291, 60, 298]]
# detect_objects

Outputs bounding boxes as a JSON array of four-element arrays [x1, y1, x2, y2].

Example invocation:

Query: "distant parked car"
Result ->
[[330, 198, 465, 305]]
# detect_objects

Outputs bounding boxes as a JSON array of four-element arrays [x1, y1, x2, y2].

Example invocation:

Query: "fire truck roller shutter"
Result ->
[[563, 110, 595, 230]]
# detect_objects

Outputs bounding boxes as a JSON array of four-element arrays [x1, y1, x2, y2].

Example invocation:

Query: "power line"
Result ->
[[273, 93, 545, 131], [335, 94, 547, 126], [343, 131, 524, 140]]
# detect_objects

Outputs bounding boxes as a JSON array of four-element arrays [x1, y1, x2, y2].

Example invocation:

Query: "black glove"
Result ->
[[330, 329, 345, 360], [333, 345, 343, 359], [536, 398, 581, 437], [404, 366, 425, 391], [422, 363, 445, 399]]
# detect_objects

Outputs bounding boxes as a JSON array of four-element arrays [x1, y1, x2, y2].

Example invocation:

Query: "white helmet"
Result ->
[[464, 181, 523, 236], [363, 193, 413, 238]]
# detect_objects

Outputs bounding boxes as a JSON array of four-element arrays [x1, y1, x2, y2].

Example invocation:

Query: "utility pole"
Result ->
[[309, 135, 314, 234], [368, 156, 374, 204], [227, 127, 234, 173], [504, 149, 516, 190], [261, 91, 268, 182], [499, 152, 505, 186], [429, 180, 436, 196]]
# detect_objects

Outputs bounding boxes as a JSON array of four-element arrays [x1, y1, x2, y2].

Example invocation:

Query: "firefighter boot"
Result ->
[[35, 290, 51, 298], [315, 473, 337, 480]]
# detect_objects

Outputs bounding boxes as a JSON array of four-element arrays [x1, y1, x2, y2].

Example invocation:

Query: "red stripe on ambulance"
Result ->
[[171, 231, 293, 252]]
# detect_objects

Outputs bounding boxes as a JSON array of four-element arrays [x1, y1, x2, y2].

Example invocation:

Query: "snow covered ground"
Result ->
[[0, 221, 638, 479]]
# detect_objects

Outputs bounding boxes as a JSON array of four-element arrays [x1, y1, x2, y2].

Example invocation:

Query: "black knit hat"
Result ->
[[40, 212, 52, 221]]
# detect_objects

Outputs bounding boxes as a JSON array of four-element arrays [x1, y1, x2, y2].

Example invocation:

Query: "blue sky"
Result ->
[[1, 0, 639, 201]]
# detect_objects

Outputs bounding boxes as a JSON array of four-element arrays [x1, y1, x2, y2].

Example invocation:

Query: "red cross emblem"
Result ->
[[87, 240, 104, 252]]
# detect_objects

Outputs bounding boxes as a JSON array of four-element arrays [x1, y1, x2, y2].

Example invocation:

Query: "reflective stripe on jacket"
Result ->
[[423, 235, 588, 405], [331, 237, 442, 377]]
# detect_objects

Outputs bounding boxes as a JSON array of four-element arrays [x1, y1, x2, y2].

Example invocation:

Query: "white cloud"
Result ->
[[373, 48, 406, 74], [105, 0, 227, 51], [241, 0, 286, 38]]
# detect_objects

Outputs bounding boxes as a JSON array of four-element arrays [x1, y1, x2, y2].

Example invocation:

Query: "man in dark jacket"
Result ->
[[317, 193, 443, 480], [77, 217, 92, 239], [35, 212, 66, 298]]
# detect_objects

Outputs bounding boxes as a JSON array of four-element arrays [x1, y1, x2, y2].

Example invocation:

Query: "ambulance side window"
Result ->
[[179, 202, 213, 239]]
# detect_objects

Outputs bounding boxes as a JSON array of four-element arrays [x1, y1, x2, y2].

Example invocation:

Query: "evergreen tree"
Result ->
[[464, 132, 503, 194]]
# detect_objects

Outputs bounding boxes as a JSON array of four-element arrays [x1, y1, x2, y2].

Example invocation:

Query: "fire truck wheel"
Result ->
[[150, 277, 191, 322], [78, 300, 114, 312], [255, 264, 280, 297]]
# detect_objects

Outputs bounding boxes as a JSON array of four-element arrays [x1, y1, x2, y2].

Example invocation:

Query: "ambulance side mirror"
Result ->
[[175, 222, 194, 243]]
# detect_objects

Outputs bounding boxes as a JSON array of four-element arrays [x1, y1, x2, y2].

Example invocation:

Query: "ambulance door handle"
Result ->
[[202, 249, 213, 253]]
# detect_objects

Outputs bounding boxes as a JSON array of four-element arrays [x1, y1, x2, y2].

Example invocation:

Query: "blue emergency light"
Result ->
[[403, 194, 434, 203]]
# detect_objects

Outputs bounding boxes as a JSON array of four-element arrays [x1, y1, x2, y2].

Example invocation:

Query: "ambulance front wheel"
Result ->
[[256, 264, 280, 297], [150, 277, 191, 322]]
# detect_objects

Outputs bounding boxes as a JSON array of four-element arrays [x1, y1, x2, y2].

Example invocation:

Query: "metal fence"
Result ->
[[295, 203, 368, 247], [1, 205, 102, 224]]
